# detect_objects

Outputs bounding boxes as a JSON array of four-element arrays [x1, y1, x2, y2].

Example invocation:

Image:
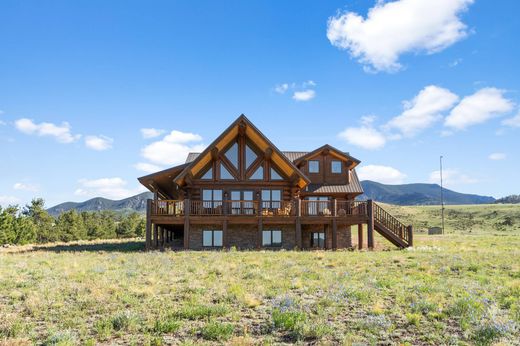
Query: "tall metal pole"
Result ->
[[440, 156, 445, 235]]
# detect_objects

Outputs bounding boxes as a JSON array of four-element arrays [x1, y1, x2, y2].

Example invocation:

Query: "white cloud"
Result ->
[[140, 130, 205, 166], [134, 162, 163, 173], [327, 0, 473, 72], [338, 116, 386, 150], [85, 135, 113, 151], [13, 182, 39, 192], [302, 80, 316, 88], [386, 85, 459, 136], [488, 153, 506, 161], [0, 195, 21, 207], [274, 83, 289, 94], [292, 89, 316, 101], [140, 128, 165, 139], [445, 88, 514, 130], [428, 169, 478, 186], [14, 118, 81, 143], [502, 111, 520, 128], [75, 177, 146, 200], [357, 165, 407, 184]]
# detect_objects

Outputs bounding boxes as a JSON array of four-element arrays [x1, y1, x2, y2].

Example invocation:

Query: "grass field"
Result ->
[[1, 204, 519, 345]]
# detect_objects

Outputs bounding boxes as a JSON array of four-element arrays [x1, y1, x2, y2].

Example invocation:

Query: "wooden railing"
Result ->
[[190, 200, 224, 216], [260, 200, 294, 217], [373, 202, 410, 243], [225, 200, 259, 216], [300, 200, 368, 217], [152, 200, 184, 216]]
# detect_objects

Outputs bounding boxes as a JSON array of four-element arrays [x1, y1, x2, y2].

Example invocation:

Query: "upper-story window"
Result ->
[[308, 160, 320, 173], [224, 142, 239, 169], [331, 160, 342, 174]]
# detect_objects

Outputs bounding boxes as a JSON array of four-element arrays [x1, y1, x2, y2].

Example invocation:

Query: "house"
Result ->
[[138, 114, 413, 250]]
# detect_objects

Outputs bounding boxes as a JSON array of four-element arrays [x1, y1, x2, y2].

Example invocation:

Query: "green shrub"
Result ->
[[200, 321, 234, 341]]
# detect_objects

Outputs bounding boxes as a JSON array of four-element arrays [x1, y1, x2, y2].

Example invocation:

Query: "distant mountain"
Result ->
[[47, 192, 153, 216], [47, 182, 496, 216], [360, 181, 495, 205]]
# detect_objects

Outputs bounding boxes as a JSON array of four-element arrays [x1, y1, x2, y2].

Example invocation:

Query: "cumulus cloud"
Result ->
[[13, 182, 39, 192], [386, 85, 459, 136], [502, 111, 520, 128], [85, 135, 113, 151], [429, 169, 478, 186], [445, 88, 514, 130], [327, 0, 473, 72], [75, 177, 146, 200], [134, 162, 164, 174], [488, 153, 506, 161], [338, 116, 386, 150], [140, 130, 205, 166], [0, 195, 21, 207], [292, 89, 316, 102], [140, 128, 165, 139], [14, 118, 81, 143], [357, 165, 407, 184], [274, 83, 289, 94]]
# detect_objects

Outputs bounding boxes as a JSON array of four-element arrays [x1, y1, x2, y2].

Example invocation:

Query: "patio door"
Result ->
[[230, 190, 254, 215]]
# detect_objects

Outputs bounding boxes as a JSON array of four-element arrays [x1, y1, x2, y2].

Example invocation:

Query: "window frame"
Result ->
[[202, 230, 223, 248], [311, 232, 325, 248], [331, 160, 342, 174], [261, 189, 282, 210], [308, 160, 320, 173], [262, 230, 282, 247], [202, 189, 223, 209]]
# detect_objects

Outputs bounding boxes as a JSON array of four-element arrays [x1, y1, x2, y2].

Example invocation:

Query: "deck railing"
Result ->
[[373, 202, 410, 243], [150, 199, 367, 218]]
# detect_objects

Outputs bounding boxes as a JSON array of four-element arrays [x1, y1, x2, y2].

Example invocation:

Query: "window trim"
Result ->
[[311, 232, 325, 248], [262, 230, 282, 247], [308, 160, 320, 173], [261, 189, 282, 210], [202, 230, 223, 247], [202, 189, 223, 209], [331, 160, 342, 174]]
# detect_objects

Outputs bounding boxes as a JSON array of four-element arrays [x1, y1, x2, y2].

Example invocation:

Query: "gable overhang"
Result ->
[[174, 114, 310, 188], [294, 144, 361, 170], [137, 163, 188, 199]]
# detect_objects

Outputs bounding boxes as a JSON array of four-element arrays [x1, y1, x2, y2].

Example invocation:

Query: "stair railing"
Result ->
[[373, 202, 412, 246]]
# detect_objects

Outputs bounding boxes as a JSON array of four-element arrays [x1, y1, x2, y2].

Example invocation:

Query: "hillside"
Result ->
[[47, 192, 153, 216], [360, 181, 495, 205]]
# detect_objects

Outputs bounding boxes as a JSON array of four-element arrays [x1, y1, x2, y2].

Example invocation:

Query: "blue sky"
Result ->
[[1, 0, 519, 207]]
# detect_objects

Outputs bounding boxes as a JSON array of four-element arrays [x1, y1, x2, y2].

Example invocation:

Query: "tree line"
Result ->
[[495, 195, 520, 204], [0, 198, 145, 246]]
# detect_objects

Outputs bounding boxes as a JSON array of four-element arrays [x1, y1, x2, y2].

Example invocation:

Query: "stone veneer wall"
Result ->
[[301, 224, 352, 249]]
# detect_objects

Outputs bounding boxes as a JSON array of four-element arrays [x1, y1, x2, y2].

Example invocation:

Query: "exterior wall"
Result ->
[[337, 225, 352, 249], [189, 223, 296, 250], [297, 153, 350, 185], [301, 223, 352, 249]]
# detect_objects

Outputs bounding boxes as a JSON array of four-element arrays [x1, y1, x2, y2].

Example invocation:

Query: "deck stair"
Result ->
[[373, 202, 413, 248]]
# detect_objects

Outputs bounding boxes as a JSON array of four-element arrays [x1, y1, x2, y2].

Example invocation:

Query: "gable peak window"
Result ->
[[220, 163, 235, 180], [245, 144, 257, 169], [331, 160, 342, 174], [224, 142, 239, 169], [270, 168, 283, 180], [200, 166, 213, 180], [308, 160, 320, 173], [248, 165, 263, 180]]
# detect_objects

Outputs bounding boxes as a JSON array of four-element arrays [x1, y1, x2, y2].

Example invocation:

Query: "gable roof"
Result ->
[[174, 114, 311, 188], [137, 163, 189, 199], [292, 144, 360, 169]]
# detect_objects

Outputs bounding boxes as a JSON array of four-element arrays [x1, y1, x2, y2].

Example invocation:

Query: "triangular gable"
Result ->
[[174, 114, 310, 188], [293, 144, 361, 170]]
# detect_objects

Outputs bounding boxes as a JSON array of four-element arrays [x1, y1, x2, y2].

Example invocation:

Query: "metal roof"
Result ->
[[186, 151, 350, 164], [304, 170, 363, 194]]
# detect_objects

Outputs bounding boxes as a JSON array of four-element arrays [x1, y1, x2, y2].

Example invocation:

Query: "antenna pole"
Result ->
[[440, 155, 445, 235]]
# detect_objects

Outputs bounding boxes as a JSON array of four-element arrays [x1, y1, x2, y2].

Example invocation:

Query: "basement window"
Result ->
[[203, 230, 223, 247], [262, 230, 282, 247]]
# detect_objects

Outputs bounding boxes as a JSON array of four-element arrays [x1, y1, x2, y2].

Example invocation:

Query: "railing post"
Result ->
[[407, 225, 414, 247], [183, 199, 190, 249], [333, 199, 337, 216], [295, 198, 302, 249], [367, 200, 374, 249]]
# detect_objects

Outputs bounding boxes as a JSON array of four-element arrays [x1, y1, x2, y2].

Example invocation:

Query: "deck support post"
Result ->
[[153, 223, 158, 249], [183, 199, 190, 250], [407, 225, 414, 247], [295, 199, 302, 249], [367, 200, 374, 249], [257, 218, 263, 249], [332, 219, 337, 250], [357, 224, 363, 250], [145, 199, 152, 251], [223, 220, 228, 248]]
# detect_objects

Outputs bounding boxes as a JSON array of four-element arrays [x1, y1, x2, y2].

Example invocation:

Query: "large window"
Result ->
[[245, 144, 257, 169], [309, 160, 320, 173], [262, 230, 282, 247], [203, 230, 223, 247], [202, 189, 223, 209], [230, 190, 254, 215], [311, 232, 325, 248], [331, 160, 342, 173], [261, 189, 282, 210], [224, 142, 238, 169]]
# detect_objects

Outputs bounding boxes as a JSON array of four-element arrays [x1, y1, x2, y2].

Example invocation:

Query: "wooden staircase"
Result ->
[[372, 202, 413, 248]]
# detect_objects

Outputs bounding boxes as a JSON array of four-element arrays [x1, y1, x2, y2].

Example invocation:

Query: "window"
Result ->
[[245, 144, 257, 169], [262, 230, 282, 247], [262, 189, 281, 210], [202, 189, 222, 209], [230, 190, 254, 215], [248, 166, 263, 180], [203, 230, 223, 247], [306, 196, 330, 215], [220, 163, 235, 180], [309, 160, 320, 173], [331, 160, 342, 173], [224, 142, 238, 168], [270, 168, 283, 180], [311, 232, 325, 248], [200, 166, 213, 180]]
